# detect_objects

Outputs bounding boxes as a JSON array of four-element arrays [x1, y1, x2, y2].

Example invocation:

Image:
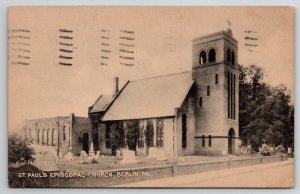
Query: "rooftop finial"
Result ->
[[227, 19, 232, 29], [226, 18, 233, 36]]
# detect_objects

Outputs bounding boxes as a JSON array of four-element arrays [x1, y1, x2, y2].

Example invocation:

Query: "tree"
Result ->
[[239, 64, 293, 152], [126, 120, 139, 151], [8, 133, 35, 164], [109, 123, 124, 155], [145, 120, 154, 147]]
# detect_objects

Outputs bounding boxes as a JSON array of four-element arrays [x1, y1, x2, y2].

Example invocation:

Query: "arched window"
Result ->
[[232, 51, 235, 65], [215, 74, 219, 84], [47, 129, 51, 145], [226, 48, 231, 63], [202, 135, 205, 147], [42, 129, 44, 144], [199, 51, 207, 64], [199, 97, 202, 107], [182, 114, 187, 148], [156, 119, 164, 147], [38, 129, 41, 144], [63, 126, 66, 141], [208, 48, 216, 63], [207, 86, 210, 96], [209, 135, 212, 147], [52, 128, 57, 146]]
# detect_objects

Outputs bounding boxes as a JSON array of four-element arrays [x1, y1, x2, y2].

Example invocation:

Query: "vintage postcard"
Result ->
[[8, 6, 294, 188]]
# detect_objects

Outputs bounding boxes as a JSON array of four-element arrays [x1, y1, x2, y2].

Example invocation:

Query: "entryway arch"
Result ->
[[81, 131, 89, 153], [228, 128, 235, 155]]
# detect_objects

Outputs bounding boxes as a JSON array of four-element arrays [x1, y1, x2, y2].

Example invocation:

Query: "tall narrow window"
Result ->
[[199, 97, 202, 107], [209, 135, 212, 147], [52, 128, 57, 146], [227, 72, 231, 118], [199, 51, 207, 64], [47, 129, 50, 145], [234, 74, 236, 119], [63, 126, 66, 141], [156, 119, 164, 147], [182, 114, 187, 148], [69, 126, 71, 147], [215, 74, 219, 84], [232, 51, 235, 65], [231, 72, 234, 119], [38, 129, 41, 144], [226, 48, 231, 63], [208, 48, 216, 63], [207, 86, 210, 96], [202, 135, 205, 147], [42, 129, 47, 145]]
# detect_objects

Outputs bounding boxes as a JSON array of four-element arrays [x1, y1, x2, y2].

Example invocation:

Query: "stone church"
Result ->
[[88, 29, 240, 157]]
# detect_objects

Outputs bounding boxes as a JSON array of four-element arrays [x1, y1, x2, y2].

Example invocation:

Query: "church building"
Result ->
[[88, 29, 240, 157]]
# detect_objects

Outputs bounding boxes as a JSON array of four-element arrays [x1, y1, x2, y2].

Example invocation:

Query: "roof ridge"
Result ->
[[91, 94, 103, 107], [131, 70, 191, 82]]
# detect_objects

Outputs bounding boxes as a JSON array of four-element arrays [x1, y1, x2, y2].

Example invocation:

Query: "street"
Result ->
[[115, 159, 294, 188]]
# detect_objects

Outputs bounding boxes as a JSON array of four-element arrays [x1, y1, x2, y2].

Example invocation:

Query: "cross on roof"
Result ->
[[227, 19, 232, 29]]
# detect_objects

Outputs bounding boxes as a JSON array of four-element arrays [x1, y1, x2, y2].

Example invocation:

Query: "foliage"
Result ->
[[126, 120, 139, 151], [259, 144, 272, 156], [109, 123, 124, 155], [239, 64, 293, 152], [145, 120, 154, 147], [90, 158, 98, 164], [8, 133, 35, 164], [274, 144, 286, 154]]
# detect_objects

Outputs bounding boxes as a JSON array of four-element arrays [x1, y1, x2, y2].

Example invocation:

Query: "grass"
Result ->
[[56, 155, 262, 172]]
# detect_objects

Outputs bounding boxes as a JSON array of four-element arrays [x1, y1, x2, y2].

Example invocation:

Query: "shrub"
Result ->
[[8, 133, 35, 164], [90, 158, 98, 164], [275, 145, 286, 154], [259, 144, 272, 156]]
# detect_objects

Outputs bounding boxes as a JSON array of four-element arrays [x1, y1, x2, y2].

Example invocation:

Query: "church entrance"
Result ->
[[228, 128, 235, 155], [82, 132, 89, 153]]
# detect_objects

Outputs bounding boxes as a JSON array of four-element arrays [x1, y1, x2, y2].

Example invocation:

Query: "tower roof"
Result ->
[[192, 30, 238, 46]]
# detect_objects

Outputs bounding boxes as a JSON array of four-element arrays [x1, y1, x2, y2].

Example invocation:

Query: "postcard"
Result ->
[[8, 6, 294, 188]]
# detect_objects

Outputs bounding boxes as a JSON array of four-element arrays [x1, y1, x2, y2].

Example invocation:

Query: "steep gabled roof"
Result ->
[[102, 71, 194, 121], [89, 94, 113, 113]]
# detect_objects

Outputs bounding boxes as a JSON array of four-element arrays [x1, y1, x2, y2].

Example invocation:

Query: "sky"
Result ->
[[8, 6, 294, 130]]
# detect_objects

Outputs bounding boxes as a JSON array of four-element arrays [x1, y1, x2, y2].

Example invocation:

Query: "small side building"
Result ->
[[23, 114, 92, 156]]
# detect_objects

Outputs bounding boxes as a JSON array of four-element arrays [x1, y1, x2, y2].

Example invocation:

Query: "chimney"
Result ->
[[114, 77, 119, 95]]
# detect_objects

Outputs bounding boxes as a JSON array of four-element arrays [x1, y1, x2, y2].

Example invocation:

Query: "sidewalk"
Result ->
[[114, 159, 294, 188]]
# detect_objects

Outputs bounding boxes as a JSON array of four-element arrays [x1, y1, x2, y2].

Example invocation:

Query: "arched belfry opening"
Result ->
[[208, 48, 216, 63], [232, 51, 235, 65], [226, 48, 231, 63], [228, 128, 235, 154], [199, 50, 207, 64]]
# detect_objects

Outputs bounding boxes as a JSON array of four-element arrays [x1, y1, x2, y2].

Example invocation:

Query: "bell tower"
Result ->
[[192, 29, 240, 155]]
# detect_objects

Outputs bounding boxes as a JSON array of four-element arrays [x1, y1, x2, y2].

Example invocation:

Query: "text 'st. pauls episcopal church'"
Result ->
[[24, 29, 240, 157]]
